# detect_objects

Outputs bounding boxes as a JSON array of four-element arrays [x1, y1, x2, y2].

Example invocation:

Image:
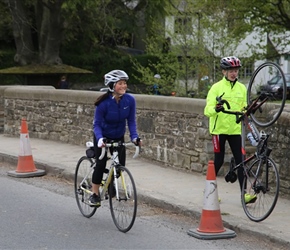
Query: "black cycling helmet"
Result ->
[[220, 56, 242, 70], [104, 70, 129, 92]]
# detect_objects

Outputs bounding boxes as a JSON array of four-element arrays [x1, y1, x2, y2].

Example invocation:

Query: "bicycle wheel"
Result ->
[[74, 156, 97, 218], [241, 157, 279, 222], [247, 61, 286, 127], [109, 165, 137, 233]]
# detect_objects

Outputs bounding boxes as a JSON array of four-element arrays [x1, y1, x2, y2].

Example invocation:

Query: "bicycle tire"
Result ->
[[241, 157, 279, 222], [109, 165, 137, 233], [247, 61, 286, 127], [74, 156, 97, 218]]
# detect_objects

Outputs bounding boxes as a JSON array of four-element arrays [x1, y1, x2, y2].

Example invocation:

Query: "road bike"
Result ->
[[217, 61, 286, 222], [74, 139, 140, 233]]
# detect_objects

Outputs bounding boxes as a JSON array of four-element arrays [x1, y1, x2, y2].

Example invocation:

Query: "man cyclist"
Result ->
[[204, 56, 257, 204]]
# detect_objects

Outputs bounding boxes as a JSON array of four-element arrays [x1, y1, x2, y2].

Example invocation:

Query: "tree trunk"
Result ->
[[5, 0, 36, 65], [37, 0, 64, 64], [5, 0, 64, 65]]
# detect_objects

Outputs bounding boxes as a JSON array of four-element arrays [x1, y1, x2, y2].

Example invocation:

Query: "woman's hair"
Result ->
[[94, 91, 110, 106]]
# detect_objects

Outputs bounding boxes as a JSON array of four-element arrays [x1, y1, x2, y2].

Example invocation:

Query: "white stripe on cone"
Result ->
[[203, 180, 220, 211], [19, 133, 32, 156]]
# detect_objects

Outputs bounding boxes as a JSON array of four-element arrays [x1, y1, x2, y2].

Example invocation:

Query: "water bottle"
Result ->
[[99, 169, 109, 195], [247, 132, 258, 146], [248, 119, 260, 142]]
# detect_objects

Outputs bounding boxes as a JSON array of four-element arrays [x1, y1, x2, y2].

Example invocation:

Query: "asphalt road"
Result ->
[[0, 162, 288, 250]]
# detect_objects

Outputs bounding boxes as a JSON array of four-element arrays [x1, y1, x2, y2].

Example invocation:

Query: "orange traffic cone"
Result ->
[[187, 160, 236, 240], [7, 118, 46, 178]]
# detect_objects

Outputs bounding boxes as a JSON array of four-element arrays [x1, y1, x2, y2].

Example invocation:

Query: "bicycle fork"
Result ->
[[111, 151, 130, 201], [112, 166, 131, 201]]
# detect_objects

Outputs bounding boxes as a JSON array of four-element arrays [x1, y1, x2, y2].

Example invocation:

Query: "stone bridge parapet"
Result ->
[[1, 86, 290, 197]]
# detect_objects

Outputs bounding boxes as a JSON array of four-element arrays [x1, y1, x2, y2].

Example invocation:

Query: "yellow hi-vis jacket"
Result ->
[[204, 77, 247, 135]]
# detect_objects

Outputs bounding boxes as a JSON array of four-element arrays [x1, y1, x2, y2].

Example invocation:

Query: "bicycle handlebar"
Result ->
[[99, 142, 140, 160], [216, 92, 268, 124]]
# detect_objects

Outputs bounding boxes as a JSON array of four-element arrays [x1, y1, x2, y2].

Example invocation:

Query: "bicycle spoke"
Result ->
[[241, 158, 279, 222], [109, 166, 137, 233], [74, 156, 97, 218], [247, 62, 286, 127]]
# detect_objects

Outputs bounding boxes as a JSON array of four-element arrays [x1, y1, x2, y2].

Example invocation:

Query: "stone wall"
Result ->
[[1, 86, 290, 197]]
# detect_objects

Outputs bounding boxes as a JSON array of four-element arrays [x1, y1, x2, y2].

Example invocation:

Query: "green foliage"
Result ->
[[60, 45, 149, 92], [1, 0, 290, 92], [131, 52, 178, 95], [131, 0, 290, 98], [192, 0, 290, 59], [131, 1, 219, 97], [62, 0, 145, 50]]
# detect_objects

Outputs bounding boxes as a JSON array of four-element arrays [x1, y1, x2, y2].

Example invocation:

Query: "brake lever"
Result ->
[[216, 92, 231, 109]]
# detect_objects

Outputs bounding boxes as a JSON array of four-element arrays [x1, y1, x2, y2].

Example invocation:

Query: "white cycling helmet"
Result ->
[[104, 70, 129, 92]]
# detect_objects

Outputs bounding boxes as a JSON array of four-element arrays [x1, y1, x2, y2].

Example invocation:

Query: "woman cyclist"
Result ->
[[89, 70, 141, 207]]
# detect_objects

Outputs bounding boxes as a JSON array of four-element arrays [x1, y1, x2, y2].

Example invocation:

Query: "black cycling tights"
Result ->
[[212, 134, 244, 191], [92, 135, 126, 185]]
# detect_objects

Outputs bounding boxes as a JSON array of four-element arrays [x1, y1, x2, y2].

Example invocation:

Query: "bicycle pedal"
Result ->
[[78, 191, 84, 197]]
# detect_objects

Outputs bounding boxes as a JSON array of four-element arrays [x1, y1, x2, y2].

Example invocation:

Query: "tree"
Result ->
[[132, 0, 243, 97], [132, 0, 290, 97], [2, 0, 171, 66], [192, 0, 290, 59], [4, 0, 65, 65], [131, 18, 179, 96], [238, 0, 290, 59]]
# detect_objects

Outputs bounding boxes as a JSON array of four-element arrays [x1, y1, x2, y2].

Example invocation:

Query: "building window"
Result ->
[[240, 61, 254, 78], [175, 17, 192, 35]]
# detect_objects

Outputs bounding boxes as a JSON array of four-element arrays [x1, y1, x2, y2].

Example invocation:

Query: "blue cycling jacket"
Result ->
[[93, 93, 138, 141]]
